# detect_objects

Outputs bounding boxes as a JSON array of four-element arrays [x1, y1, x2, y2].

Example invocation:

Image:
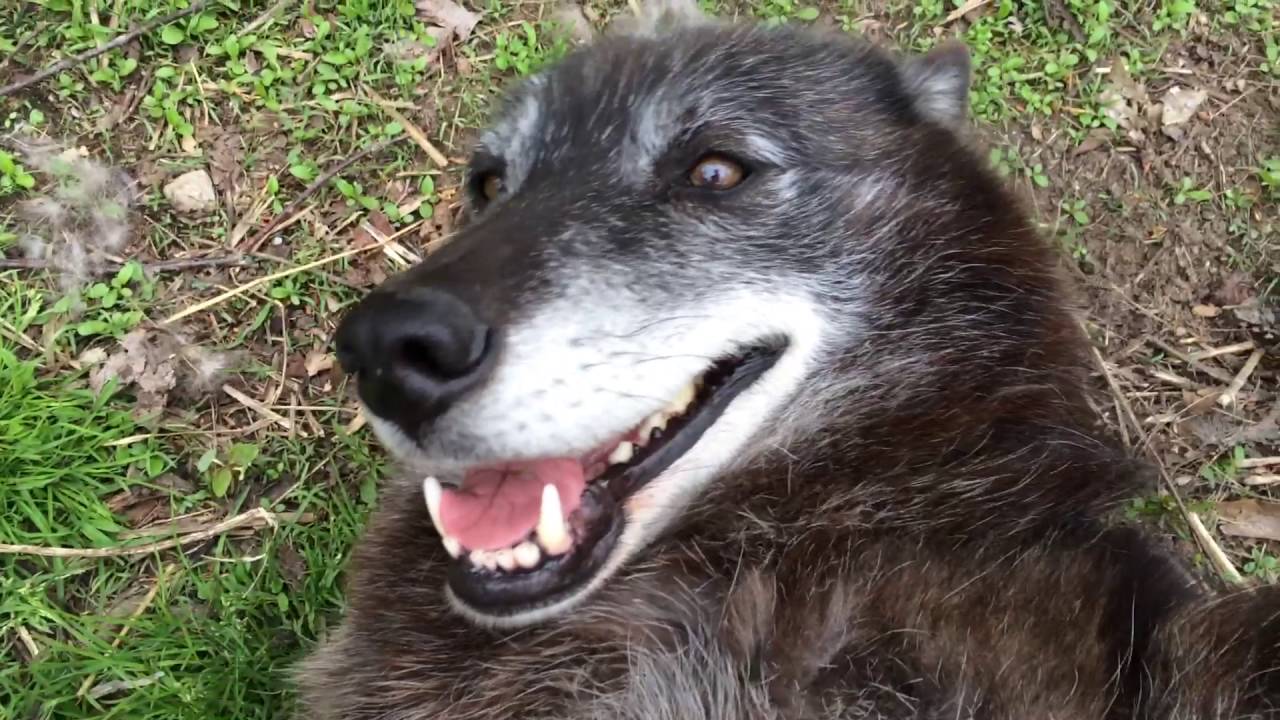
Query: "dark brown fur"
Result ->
[[296, 17, 1280, 720]]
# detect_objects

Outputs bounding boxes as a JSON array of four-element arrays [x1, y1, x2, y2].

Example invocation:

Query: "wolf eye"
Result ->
[[688, 155, 746, 191], [479, 173, 505, 201]]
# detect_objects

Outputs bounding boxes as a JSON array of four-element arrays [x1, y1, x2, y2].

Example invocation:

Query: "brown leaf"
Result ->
[[90, 328, 181, 419], [1160, 86, 1207, 128], [1219, 500, 1280, 542], [1214, 272, 1257, 307], [415, 0, 479, 41], [304, 349, 334, 377]]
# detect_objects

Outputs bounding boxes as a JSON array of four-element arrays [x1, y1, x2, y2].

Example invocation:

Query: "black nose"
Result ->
[[334, 287, 496, 433]]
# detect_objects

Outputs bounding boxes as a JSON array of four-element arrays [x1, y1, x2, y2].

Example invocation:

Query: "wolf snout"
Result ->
[[334, 286, 497, 435]]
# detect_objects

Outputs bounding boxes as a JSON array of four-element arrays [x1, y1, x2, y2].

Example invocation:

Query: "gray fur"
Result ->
[[299, 2, 1280, 718]]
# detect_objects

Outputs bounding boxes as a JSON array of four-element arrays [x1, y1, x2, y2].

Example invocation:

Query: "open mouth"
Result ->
[[421, 343, 784, 618]]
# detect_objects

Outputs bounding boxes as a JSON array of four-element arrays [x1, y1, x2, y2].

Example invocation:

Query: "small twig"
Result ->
[[0, 508, 281, 558], [76, 564, 177, 698], [1149, 369, 1197, 389], [1091, 346, 1142, 446], [0, 254, 247, 274], [0, 1, 209, 98], [943, 0, 991, 23], [222, 384, 296, 433], [1187, 512, 1244, 585], [1149, 338, 1236, 385], [163, 219, 420, 325], [1218, 348, 1264, 408], [1239, 457, 1280, 469], [239, 137, 404, 253], [365, 88, 450, 168], [15, 627, 39, 659], [1209, 87, 1254, 120], [240, 0, 292, 35], [1189, 340, 1256, 362], [1242, 474, 1280, 487]]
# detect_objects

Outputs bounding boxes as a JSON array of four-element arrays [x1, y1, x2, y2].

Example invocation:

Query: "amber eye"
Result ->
[[688, 154, 746, 190], [479, 173, 505, 201]]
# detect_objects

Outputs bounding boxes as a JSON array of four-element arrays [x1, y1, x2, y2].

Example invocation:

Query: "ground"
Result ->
[[0, 0, 1276, 717]]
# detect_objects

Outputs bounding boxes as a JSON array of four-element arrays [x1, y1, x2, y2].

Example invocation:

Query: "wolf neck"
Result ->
[[685, 324, 1133, 542]]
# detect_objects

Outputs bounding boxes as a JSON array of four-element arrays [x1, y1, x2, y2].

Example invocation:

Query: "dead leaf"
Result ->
[[207, 128, 245, 194], [415, 0, 480, 41], [1160, 86, 1207, 128], [1232, 298, 1276, 329], [304, 349, 334, 377], [90, 328, 182, 418], [1218, 499, 1280, 542], [1214, 272, 1257, 307], [1192, 303, 1221, 317]]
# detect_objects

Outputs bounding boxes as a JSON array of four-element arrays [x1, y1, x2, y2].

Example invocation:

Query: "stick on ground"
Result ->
[[0, 1, 209, 98], [164, 218, 421, 324], [0, 255, 246, 274], [0, 507, 280, 558], [239, 137, 405, 253]]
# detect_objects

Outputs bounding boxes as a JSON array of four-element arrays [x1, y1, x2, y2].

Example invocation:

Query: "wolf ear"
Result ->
[[900, 40, 971, 128], [609, 0, 710, 37]]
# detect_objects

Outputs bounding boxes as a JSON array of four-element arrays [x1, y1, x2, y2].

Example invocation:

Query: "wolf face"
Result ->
[[334, 3, 980, 627]]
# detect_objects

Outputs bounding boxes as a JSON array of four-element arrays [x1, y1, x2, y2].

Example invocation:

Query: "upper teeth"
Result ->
[[608, 441, 635, 465], [667, 382, 696, 416], [424, 476, 446, 535], [416, 379, 700, 572]]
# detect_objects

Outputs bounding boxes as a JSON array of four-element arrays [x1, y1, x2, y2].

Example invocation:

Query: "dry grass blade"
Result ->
[[1149, 338, 1236, 385], [222, 383, 295, 433], [76, 563, 177, 698], [1218, 348, 1264, 407], [365, 87, 449, 168], [163, 219, 422, 325], [1187, 512, 1244, 585], [1239, 457, 1280, 468], [1189, 340, 1256, 362], [0, 507, 282, 558], [240, 137, 405, 253]]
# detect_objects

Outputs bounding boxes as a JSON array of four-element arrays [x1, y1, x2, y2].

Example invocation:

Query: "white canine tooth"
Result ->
[[668, 382, 696, 415], [608, 441, 635, 465], [514, 541, 541, 568], [442, 535, 463, 558], [495, 549, 517, 572], [536, 484, 573, 556], [423, 476, 445, 536]]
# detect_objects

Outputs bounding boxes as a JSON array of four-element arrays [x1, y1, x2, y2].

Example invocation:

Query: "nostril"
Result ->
[[393, 326, 492, 382], [395, 337, 449, 380]]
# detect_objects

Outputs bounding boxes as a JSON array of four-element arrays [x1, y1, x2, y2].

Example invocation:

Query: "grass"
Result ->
[[1, 0, 1277, 717]]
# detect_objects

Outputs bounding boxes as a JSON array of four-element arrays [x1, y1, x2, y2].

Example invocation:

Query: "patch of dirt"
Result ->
[[982, 14, 1280, 578]]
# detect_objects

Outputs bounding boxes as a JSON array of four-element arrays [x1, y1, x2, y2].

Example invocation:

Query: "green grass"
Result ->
[[1, 0, 1277, 716]]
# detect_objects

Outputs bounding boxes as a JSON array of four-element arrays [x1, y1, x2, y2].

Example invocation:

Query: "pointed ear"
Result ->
[[900, 40, 972, 128], [609, 0, 712, 37]]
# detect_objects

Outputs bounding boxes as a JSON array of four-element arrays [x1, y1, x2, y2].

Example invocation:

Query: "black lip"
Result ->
[[447, 342, 785, 617]]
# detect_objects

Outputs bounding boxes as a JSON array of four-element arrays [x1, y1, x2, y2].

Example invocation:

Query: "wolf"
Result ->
[[298, 1, 1280, 717]]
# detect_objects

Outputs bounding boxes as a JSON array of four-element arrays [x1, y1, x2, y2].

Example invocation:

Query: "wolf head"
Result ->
[[334, 0, 1043, 628]]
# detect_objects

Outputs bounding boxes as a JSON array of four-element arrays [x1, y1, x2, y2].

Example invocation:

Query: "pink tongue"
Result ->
[[438, 459, 585, 550]]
